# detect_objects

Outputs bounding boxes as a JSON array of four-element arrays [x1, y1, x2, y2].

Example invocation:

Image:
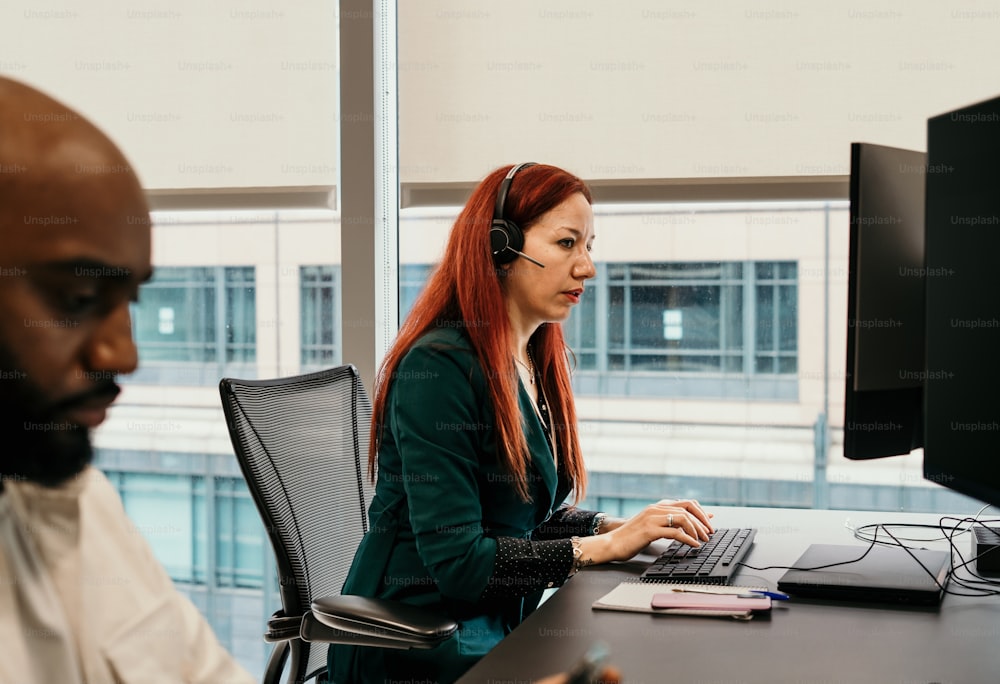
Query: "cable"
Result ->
[[737, 513, 1000, 599], [737, 534, 879, 573]]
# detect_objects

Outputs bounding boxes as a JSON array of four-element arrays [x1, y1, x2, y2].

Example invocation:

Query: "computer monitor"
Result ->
[[922, 94, 1000, 507], [843, 142, 927, 460]]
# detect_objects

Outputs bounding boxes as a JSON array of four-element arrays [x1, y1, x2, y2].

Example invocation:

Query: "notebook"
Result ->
[[593, 580, 770, 620], [777, 543, 951, 606]]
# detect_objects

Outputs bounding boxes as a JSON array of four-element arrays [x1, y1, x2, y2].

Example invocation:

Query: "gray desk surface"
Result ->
[[457, 505, 1000, 684]]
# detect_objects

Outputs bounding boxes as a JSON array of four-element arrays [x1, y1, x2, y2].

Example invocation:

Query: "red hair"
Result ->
[[369, 164, 592, 502]]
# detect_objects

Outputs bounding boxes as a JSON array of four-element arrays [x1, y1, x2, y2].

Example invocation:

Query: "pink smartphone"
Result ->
[[650, 592, 771, 611]]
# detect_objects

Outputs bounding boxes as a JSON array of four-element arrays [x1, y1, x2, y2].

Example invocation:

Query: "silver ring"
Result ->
[[667, 514, 674, 527]]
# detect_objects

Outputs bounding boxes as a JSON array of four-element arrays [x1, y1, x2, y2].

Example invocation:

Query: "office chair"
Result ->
[[219, 365, 458, 684]]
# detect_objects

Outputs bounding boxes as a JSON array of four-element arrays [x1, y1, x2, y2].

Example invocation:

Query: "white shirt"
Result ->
[[0, 467, 254, 684]]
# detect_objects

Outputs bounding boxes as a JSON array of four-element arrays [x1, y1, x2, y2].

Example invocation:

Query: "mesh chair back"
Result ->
[[220, 365, 375, 681]]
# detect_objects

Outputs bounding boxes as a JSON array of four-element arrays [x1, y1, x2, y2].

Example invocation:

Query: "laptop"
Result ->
[[777, 543, 951, 606]]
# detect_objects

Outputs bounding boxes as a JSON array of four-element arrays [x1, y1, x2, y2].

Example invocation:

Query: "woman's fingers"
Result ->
[[658, 498, 715, 532], [653, 504, 711, 543]]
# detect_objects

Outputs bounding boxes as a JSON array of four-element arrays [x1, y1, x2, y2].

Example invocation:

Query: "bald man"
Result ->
[[0, 77, 254, 682]]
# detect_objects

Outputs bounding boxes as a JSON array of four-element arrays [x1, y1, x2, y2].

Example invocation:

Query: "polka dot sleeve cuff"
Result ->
[[533, 505, 603, 540], [479, 536, 574, 599]]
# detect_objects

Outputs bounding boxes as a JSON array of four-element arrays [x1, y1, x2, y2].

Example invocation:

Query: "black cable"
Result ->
[[736, 514, 1000, 599], [737, 533, 879, 573]]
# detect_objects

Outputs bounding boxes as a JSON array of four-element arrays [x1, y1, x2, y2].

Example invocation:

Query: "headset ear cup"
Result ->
[[490, 219, 524, 265], [491, 162, 535, 266]]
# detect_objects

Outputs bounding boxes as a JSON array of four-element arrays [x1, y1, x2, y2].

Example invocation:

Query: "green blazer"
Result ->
[[328, 327, 593, 684]]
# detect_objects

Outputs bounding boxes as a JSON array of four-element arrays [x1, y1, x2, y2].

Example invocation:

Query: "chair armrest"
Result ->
[[265, 611, 304, 642], [309, 595, 458, 649]]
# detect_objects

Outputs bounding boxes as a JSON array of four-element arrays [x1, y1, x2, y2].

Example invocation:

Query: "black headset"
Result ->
[[490, 162, 545, 268]]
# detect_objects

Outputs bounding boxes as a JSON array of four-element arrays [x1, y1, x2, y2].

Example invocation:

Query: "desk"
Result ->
[[458, 506, 1000, 684]]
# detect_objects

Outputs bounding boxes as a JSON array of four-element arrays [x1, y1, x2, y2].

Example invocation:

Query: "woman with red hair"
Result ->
[[328, 163, 714, 683]]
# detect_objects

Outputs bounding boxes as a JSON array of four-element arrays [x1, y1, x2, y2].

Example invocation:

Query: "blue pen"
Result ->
[[670, 587, 789, 601], [738, 590, 790, 601]]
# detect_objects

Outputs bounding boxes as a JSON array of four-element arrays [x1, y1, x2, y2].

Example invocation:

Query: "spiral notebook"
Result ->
[[592, 580, 771, 619]]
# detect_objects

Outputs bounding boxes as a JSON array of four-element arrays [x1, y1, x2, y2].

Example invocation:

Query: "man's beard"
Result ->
[[0, 343, 113, 489]]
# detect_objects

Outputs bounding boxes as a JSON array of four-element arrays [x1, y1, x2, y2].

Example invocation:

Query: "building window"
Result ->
[[562, 262, 600, 371], [754, 262, 798, 374], [392, 258, 797, 397], [129, 266, 256, 384], [224, 267, 257, 364], [607, 261, 745, 374], [216, 478, 266, 589], [106, 469, 266, 590], [300, 265, 341, 370], [112, 472, 205, 583], [564, 260, 798, 399], [399, 263, 435, 323]]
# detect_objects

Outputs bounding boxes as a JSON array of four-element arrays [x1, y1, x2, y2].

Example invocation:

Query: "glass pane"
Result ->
[[399, 263, 433, 322], [778, 284, 798, 351], [755, 262, 775, 280], [215, 478, 265, 590], [634, 354, 722, 373], [722, 262, 744, 280], [723, 355, 744, 373], [132, 267, 216, 362], [233, 495, 265, 588], [779, 356, 798, 374], [216, 486, 234, 585], [609, 286, 626, 348], [755, 355, 776, 374], [629, 261, 726, 281], [608, 263, 628, 281], [120, 474, 194, 582], [574, 286, 597, 348], [721, 285, 744, 350], [756, 285, 775, 350], [192, 478, 207, 585], [319, 287, 336, 345], [632, 285, 720, 351], [301, 265, 340, 368], [225, 267, 256, 363]]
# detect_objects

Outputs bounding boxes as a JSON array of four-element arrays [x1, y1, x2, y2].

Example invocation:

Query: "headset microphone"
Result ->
[[490, 162, 546, 269], [508, 248, 545, 269]]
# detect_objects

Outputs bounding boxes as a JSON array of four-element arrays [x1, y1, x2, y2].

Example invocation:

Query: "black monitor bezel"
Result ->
[[921, 94, 1000, 507], [843, 142, 926, 460]]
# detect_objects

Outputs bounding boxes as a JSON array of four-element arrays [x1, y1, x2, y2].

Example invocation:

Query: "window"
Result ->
[[129, 266, 257, 384], [562, 260, 797, 398], [103, 465, 267, 591], [300, 265, 341, 370], [754, 262, 799, 374], [216, 478, 267, 589], [399, 263, 435, 322], [112, 472, 203, 583], [562, 262, 600, 372], [396, 255, 797, 398], [607, 261, 746, 374]]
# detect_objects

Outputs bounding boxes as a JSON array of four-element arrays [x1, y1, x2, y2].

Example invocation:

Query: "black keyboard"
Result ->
[[639, 527, 757, 584]]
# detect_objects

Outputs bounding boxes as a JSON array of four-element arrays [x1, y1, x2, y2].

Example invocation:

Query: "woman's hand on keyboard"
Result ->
[[574, 499, 715, 565]]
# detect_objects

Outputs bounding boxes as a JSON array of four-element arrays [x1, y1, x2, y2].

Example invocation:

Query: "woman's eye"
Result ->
[[559, 238, 575, 248]]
